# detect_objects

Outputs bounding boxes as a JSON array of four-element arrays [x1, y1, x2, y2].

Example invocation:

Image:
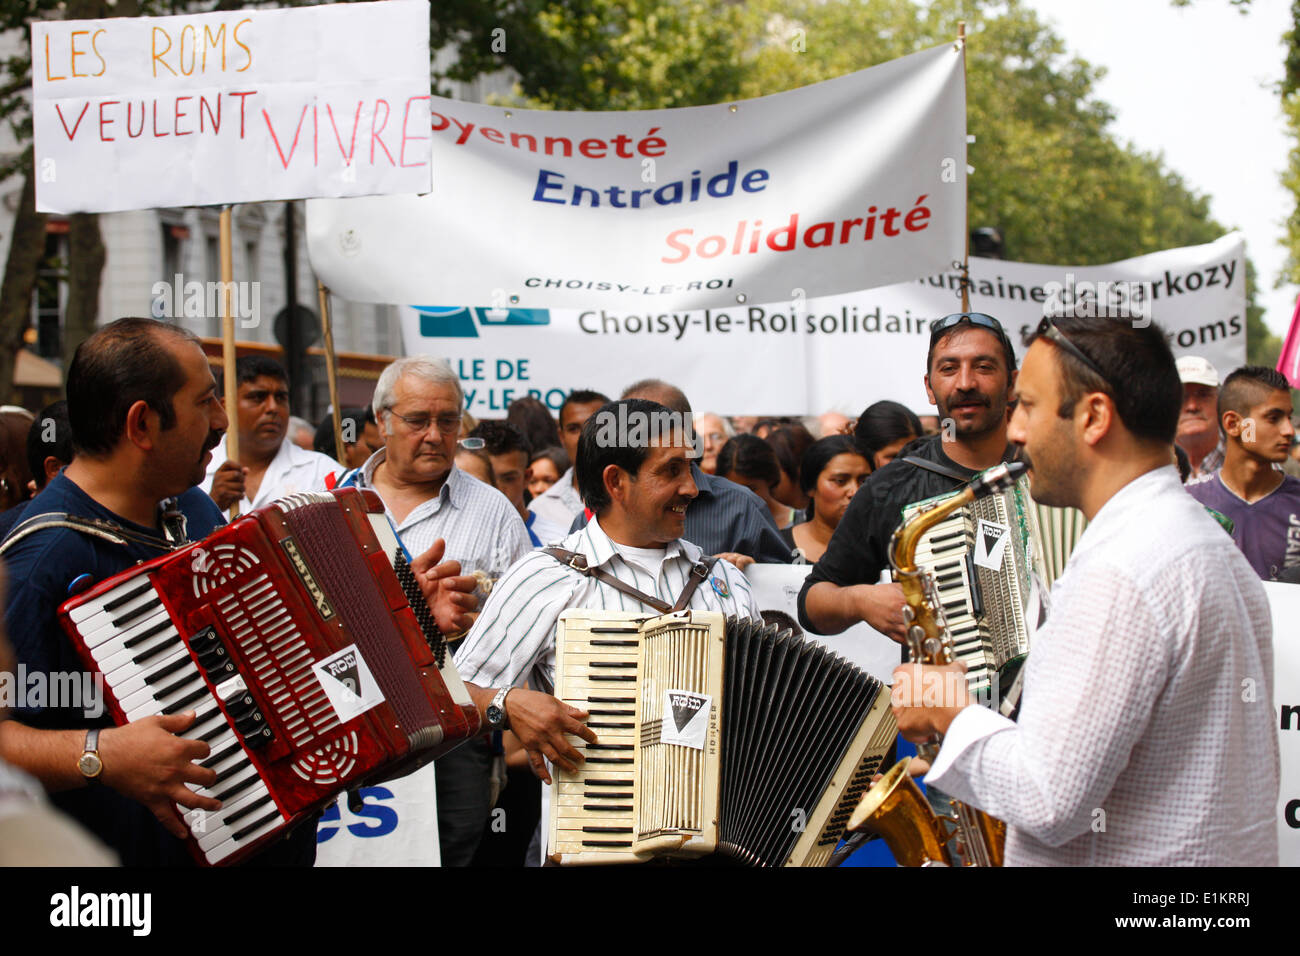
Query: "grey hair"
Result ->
[[372, 355, 464, 423]]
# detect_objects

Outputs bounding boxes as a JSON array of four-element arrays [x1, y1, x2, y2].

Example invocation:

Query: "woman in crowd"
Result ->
[[853, 400, 922, 469], [785, 435, 871, 563], [764, 423, 814, 515], [716, 434, 794, 530], [526, 445, 569, 502]]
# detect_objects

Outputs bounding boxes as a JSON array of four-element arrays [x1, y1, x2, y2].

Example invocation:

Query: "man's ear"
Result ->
[[923, 373, 936, 407], [123, 399, 156, 452], [1079, 392, 1114, 447], [603, 463, 629, 506], [1222, 409, 1243, 438]]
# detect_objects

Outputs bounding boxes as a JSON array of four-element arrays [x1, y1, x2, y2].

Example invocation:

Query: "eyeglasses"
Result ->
[[1034, 317, 1114, 390], [384, 407, 462, 436], [458, 437, 485, 450]]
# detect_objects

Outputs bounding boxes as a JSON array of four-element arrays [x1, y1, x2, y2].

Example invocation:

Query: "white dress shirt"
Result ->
[[926, 465, 1279, 866], [200, 436, 341, 512], [456, 517, 763, 695], [345, 448, 531, 578], [528, 466, 584, 533]]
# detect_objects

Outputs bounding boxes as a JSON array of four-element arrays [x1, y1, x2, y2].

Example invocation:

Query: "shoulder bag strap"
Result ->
[[543, 547, 717, 616], [901, 454, 972, 484]]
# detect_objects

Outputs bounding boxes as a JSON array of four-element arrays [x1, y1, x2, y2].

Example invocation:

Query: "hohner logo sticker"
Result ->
[[660, 689, 712, 750], [280, 536, 334, 620], [313, 645, 385, 723], [973, 519, 1011, 571]]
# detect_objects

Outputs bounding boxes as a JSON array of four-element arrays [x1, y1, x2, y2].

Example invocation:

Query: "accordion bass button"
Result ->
[[902, 606, 915, 623]]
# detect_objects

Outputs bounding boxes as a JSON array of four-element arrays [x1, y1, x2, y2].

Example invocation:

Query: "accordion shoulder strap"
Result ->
[[542, 547, 717, 615], [901, 454, 972, 484], [0, 511, 175, 557]]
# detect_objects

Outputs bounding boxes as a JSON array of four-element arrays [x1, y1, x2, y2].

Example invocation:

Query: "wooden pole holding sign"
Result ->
[[220, 205, 240, 520], [957, 21, 971, 314], [317, 280, 347, 464]]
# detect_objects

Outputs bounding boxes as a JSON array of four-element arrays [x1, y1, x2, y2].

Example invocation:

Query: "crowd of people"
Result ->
[[0, 308, 1292, 867]]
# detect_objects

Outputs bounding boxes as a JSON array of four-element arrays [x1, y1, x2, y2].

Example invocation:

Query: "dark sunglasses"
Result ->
[[928, 312, 1013, 350], [1035, 317, 1113, 390]]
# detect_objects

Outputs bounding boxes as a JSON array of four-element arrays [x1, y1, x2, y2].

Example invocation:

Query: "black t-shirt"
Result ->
[[796, 435, 1013, 632], [2, 473, 313, 866]]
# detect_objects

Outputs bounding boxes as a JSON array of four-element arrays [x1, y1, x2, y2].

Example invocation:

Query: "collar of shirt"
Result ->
[[537, 466, 582, 508], [578, 515, 703, 575], [353, 446, 467, 531], [1069, 464, 1181, 564]]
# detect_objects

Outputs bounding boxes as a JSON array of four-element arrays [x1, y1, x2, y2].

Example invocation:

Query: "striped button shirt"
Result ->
[[456, 517, 763, 694], [344, 449, 532, 578]]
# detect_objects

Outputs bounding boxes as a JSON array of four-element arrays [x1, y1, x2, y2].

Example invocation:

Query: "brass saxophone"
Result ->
[[843, 461, 1026, 867]]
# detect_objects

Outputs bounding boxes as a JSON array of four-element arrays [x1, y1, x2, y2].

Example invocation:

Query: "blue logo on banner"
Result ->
[[317, 786, 398, 841], [414, 306, 551, 339]]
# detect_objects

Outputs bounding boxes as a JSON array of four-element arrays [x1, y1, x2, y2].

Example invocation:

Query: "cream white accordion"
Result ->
[[902, 472, 1085, 703], [547, 609, 898, 867]]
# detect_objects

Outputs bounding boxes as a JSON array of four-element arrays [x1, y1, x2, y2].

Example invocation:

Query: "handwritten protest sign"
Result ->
[[31, 0, 431, 214]]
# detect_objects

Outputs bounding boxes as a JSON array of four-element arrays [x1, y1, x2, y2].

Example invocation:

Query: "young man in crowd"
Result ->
[[1185, 365, 1300, 580]]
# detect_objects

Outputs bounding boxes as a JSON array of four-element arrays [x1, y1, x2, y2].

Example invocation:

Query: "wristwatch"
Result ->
[[486, 688, 512, 731], [77, 728, 104, 783]]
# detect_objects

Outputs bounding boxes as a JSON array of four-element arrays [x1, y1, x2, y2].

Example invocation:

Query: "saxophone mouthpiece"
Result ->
[[970, 461, 1027, 500]]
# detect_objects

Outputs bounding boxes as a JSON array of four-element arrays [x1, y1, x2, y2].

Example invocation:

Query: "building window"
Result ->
[[32, 229, 69, 361]]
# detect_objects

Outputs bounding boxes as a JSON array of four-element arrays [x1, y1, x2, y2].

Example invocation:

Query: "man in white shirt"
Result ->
[[202, 356, 339, 511], [893, 315, 1279, 866], [336, 355, 533, 866], [457, 398, 763, 783], [528, 389, 608, 532]]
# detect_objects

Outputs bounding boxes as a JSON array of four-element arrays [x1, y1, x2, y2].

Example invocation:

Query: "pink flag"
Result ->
[[1277, 294, 1300, 388]]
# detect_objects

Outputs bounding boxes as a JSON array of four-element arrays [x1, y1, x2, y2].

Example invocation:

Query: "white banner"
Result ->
[[32, 0, 432, 214], [394, 233, 1246, 418], [308, 43, 967, 311], [1264, 582, 1300, 866], [314, 765, 441, 867]]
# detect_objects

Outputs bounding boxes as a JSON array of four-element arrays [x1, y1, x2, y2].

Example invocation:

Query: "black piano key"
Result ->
[[103, 579, 153, 612], [145, 655, 197, 687], [110, 598, 158, 630], [585, 757, 633, 764], [131, 635, 180, 667], [589, 675, 636, 682], [581, 825, 632, 833], [153, 671, 202, 701], [191, 720, 227, 745], [201, 742, 241, 770], [589, 639, 639, 646], [584, 744, 633, 751], [583, 791, 633, 800], [581, 839, 632, 848], [161, 688, 208, 715], [586, 721, 633, 729], [212, 771, 258, 803], [122, 618, 173, 649], [582, 804, 632, 812], [587, 696, 635, 703], [223, 793, 275, 827], [582, 778, 633, 787], [589, 662, 636, 669], [231, 807, 282, 842]]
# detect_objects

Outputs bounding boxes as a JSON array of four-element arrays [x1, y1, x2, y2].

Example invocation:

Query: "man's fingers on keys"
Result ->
[[180, 761, 219, 790], [171, 783, 221, 813], [564, 710, 597, 745], [528, 751, 552, 785]]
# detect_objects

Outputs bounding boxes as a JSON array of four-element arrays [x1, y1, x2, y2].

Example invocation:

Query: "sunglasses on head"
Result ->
[[1034, 317, 1114, 390], [928, 312, 1013, 349]]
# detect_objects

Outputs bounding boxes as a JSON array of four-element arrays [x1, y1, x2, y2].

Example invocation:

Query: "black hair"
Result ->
[[530, 444, 571, 474], [313, 406, 369, 457], [560, 389, 611, 424], [853, 400, 923, 467], [576, 399, 676, 515], [66, 317, 200, 457], [1024, 316, 1181, 444], [799, 435, 866, 497], [26, 400, 73, 490], [235, 354, 288, 387], [764, 424, 814, 489], [1218, 366, 1292, 422], [715, 434, 782, 489], [1173, 443, 1190, 483], [506, 395, 560, 452], [470, 420, 532, 457]]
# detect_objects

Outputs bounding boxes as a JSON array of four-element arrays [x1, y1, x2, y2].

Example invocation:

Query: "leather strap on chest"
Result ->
[[542, 547, 718, 614]]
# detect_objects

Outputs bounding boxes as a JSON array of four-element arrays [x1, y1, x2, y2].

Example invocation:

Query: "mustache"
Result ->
[[203, 431, 223, 454], [947, 392, 991, 408]]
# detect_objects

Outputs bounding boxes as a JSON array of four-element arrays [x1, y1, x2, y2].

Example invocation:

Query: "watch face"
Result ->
[[487, 705, 505, 728], [78, 752, 103, 778]]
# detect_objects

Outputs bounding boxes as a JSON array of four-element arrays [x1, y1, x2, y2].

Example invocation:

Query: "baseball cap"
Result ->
[[1176, 356, 1219, 388]]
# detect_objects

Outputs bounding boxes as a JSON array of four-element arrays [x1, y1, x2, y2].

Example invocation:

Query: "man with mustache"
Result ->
[[201, 355, 340, 512], [798, 313, 1018, 640], [1174, 355, 1224, 484], [1186, 365, 1300, 580], [0, 320, 476, 866]]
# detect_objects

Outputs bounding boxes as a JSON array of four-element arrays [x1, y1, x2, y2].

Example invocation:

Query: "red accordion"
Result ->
[[59, 488, 481, 866]]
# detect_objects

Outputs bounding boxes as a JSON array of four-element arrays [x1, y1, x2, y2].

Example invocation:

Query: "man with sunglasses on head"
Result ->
[[335, 355, 532, 866], [798, 312, 1018, 641], [891, 316, 1277, 865]]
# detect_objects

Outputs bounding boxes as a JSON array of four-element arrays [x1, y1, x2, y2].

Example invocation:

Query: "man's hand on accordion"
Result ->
[[410, 539, 479, 634], [98, 711, 223, 839], [504, 688, 597, 786]]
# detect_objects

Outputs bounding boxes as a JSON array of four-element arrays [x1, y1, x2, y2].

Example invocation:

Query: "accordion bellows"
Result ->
[[549, 610, 897, 867]]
